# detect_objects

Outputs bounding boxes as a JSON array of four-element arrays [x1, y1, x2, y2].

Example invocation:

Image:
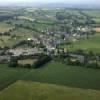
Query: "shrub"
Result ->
[[86, 62, 99, 69], [9, 59, 18, 67], [23, 64, 31, 69], [33, 55, 52, 68]]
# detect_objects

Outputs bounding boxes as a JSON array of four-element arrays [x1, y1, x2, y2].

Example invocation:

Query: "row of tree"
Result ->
[[9, 55, 52, 69], [65, 50, 100, 69]]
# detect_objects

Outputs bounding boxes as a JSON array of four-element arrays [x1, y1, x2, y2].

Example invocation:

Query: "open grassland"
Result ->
[[21, 61, 100, 90], [0, 80, 100, 100], [0, 22, 13, 32], [0, 61, 100, 90]]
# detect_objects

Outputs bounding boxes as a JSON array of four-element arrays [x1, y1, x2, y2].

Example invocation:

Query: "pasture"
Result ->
[[0, 22, 13, 33], [60, 32, 100, 53], [71, 32, 100, 53], [0, 35, 19, 48], [0, 61, 100, 91], [10, 28, 34, 39], [0, 80, 100, 100], [0, 64, 28, 90]]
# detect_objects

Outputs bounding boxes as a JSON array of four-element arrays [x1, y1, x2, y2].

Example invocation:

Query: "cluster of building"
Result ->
[[0, 25, 95, 64]]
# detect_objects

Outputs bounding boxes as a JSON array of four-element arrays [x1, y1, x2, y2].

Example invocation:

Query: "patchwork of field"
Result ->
[[83, 10, 100, 18], [82, 10, 100, 24], [0, 80, 100, 100], [0, 27, 37, 47]]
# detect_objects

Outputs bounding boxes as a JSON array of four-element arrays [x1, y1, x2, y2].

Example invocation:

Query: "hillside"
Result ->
[[0, 80, 100, 100], [0, 61, 100, 91]]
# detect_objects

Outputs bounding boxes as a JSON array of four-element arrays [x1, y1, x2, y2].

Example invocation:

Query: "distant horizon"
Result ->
[[0, 0, 100, 8], [0, 0, 100, 5]]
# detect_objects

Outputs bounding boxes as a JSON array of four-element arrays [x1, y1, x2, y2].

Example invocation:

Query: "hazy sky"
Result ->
[[0, 0, 99, 4]]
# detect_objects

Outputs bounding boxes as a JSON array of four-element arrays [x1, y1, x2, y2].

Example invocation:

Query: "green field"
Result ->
[[0, 27, 37, 47], [10, 28, 35, 38], [0, 80, 100, 100], [0, 61, 100, 91], [72, 33, 100, 53], [34, 22, 52, 31], [60, 32, 100, 53], [0, 64, 28, 90], [82, 10, 100, 18], [0, 22, 13, 32], [82, 10, 100, 24], [0, 35, 21, 48]]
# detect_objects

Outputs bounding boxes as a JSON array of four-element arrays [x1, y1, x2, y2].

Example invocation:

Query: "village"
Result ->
[[0, 23, 99, 68], [0, 7, 99, 69]]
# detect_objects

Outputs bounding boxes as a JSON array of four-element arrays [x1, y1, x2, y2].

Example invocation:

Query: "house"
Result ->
[[8, 48, 42, 57], [70, 54, 85, 63]]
